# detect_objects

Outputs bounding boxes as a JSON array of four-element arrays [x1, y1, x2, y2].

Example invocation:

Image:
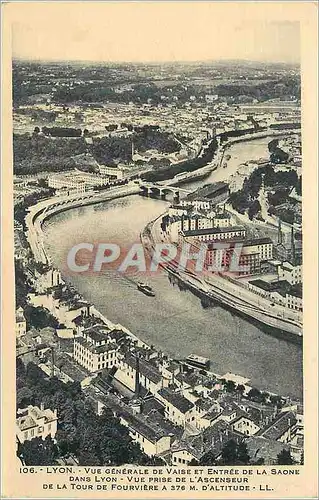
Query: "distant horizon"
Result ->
[[12, 57, 300, 67]]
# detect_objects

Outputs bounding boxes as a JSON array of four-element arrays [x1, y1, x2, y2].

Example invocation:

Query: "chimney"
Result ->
[[278, 218, 282, 245], [287, 417, 291, 441], [40, 402, 44, 412], [135, 354, 140, 398], [290, 227, 295, 263]]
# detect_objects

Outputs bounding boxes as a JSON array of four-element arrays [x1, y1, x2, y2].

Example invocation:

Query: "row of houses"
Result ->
[[72, 322, 303, 464], [248, 279, 302, 311], [16, 308, 304, 465]]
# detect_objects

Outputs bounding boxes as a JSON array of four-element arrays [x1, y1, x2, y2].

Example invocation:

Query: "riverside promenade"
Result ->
[[141, 214, 302, 339]]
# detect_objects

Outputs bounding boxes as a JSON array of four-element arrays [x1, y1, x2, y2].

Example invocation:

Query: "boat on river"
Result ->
[[186, 354, 210, 370], [137, 282, 155, 297]]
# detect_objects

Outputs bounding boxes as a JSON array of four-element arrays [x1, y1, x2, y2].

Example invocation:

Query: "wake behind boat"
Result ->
[[137, 282, 155, 297]]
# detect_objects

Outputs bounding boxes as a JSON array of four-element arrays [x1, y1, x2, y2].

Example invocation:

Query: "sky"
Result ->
[[9, 2, 301, 64]]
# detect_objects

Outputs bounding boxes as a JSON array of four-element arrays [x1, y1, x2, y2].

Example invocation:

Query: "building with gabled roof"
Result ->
[[114, 354, 169, 396], [156, 388, 195, 428], [170, 420, 241, 465], [16, 405, 58, 444], [258, 411, 297, 443], [246, 436, 290, 465], [97, 395, 173, 457]]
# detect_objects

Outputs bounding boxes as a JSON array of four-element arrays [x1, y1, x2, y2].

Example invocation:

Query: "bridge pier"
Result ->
[[173, 191, 180, 203], [160, 189, 167, 200]]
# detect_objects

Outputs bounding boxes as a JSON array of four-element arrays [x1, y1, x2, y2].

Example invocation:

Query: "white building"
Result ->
[[98, 399, 172, 457], [156, 388, 195, 428], [28, 291, 92, 329], [285, 285, 303, 311], [48, 173, 86, 193], [180, 199, 213, 211], [73, 330, 118, 372], [48, 171, 109, 192], [231, 415, 261, 436], [34, 267, 62, 293], [114, 355, 169, 395], [98, 165, 125, 180], [16, 405, 58, 444], [15, 307, 26, 338], [181, 225, 246, 243], [119, 412, 172, 456], [278, 261, 302, 285], [75, 172, 109, 188]]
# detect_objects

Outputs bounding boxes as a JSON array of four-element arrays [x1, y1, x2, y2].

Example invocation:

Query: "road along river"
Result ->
[[42, 137, 302, 399]]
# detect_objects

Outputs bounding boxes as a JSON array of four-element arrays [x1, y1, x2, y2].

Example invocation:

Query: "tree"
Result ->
[[189, 458, 199, 466], [270, 395, 282, 409], [17, 386, 34, 408], [197, 449, 217, 466], [221, 439, 238, 465], [253, 457, 265, 465], [24, 305, 60, 330], [248, 199, 261, 220], [221, 439, 251, 465], [224, 380, 236, 393], [277, 449, 294, 465], [17, 361, 149, 466], [18, 436, 58, 465], [236, 384, 245, 396], [237, 442, 250, 464], [247, 387, 263, 403], [16, 357, 26, 379]]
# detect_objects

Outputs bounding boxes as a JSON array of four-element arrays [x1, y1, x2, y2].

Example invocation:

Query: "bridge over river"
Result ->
[[138, 181, 191, 201]]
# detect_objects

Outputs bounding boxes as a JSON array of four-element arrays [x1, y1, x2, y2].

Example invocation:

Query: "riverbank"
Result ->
[[155, 127, 300, 187], [29, 131, 302, 398], [23, 193, 271, 398], [141, 213, 302, 339], [25, 184, 141, 264], [41, 193, 302, 399]]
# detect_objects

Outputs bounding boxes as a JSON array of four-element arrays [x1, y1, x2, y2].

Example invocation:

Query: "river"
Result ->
[[43, 137, 302, 399]]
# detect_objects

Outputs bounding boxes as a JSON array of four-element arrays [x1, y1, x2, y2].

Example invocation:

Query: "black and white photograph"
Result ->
[[2, 2, 318, 498]]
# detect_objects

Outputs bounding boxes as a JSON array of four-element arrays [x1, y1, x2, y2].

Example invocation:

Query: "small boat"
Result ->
[[186, 354, 210, 370], [137, 282, 155, 297]]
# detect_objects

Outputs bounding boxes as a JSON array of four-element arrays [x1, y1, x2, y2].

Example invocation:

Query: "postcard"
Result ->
[[1, 1, 318, 498]]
